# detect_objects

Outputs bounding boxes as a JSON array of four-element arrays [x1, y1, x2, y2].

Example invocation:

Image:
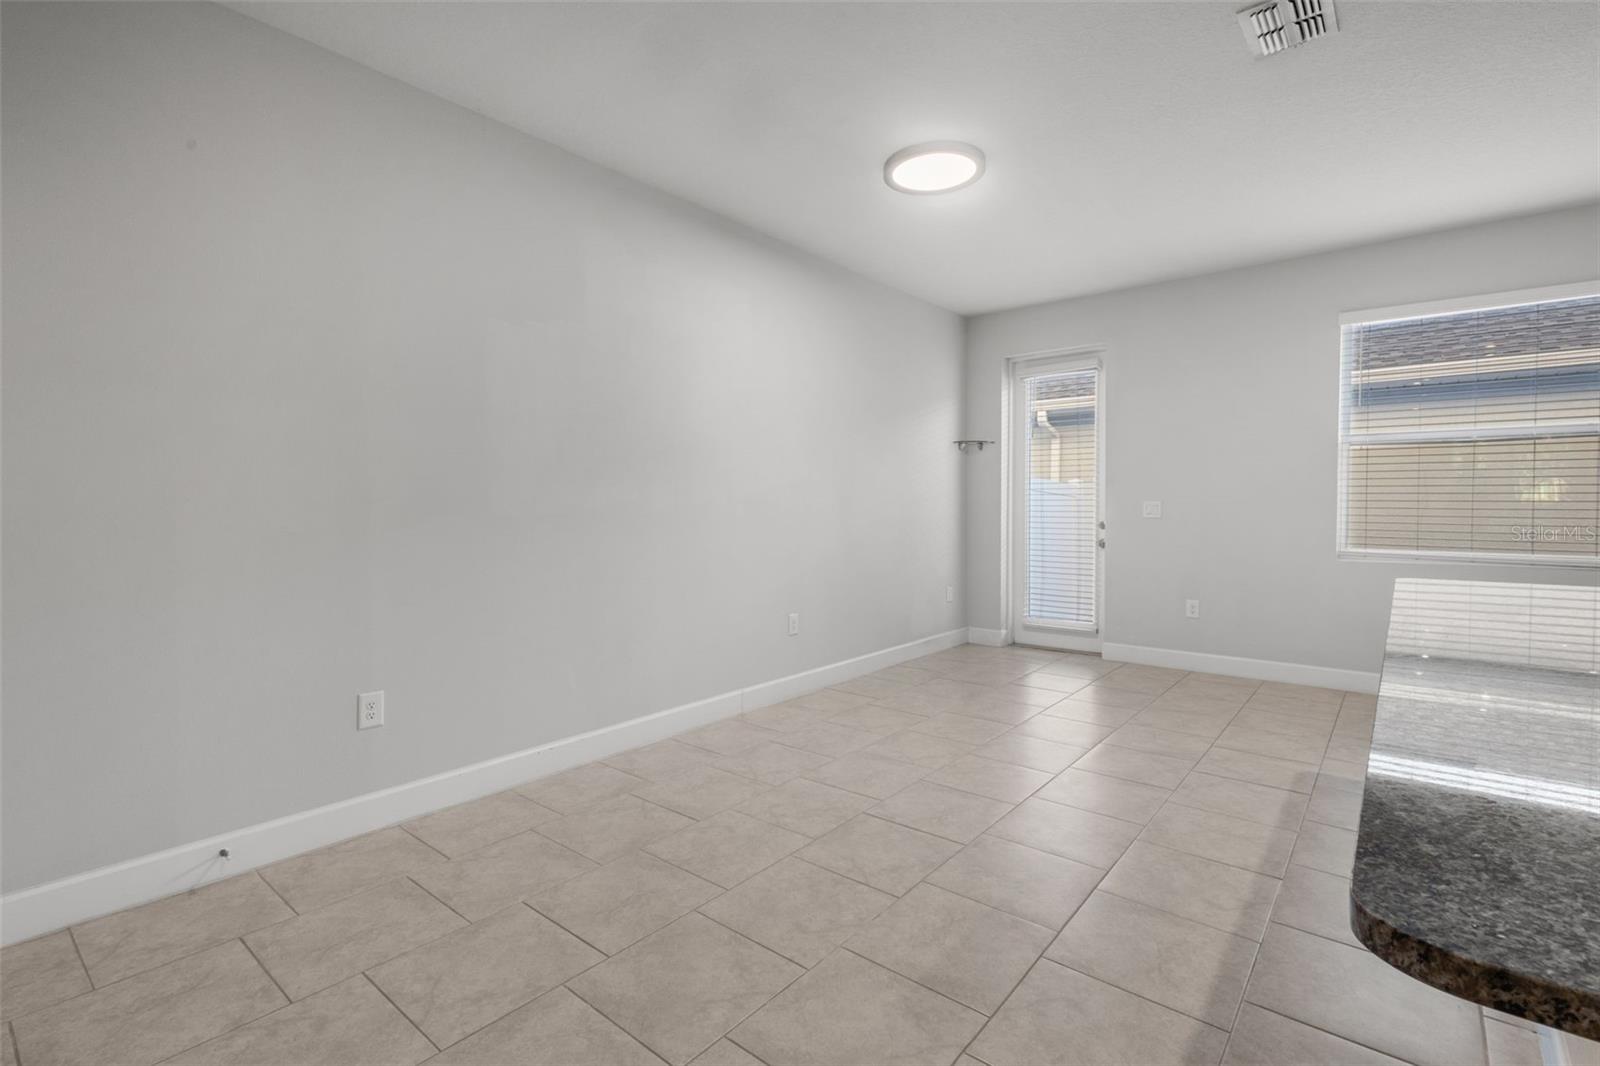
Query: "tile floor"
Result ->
[[1, 643, 1590, 1066]]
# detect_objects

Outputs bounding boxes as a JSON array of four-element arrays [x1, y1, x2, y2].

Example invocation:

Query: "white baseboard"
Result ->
[[1100, 642, 1380, 694], [0, 627, 968, 945], [965, 627, 1010, 647]]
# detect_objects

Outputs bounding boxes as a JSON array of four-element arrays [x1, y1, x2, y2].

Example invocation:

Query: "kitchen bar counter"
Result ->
[[1351, 578, 1599, 1039]]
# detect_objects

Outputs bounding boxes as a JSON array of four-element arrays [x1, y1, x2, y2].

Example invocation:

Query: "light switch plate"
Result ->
[[1142, 501, 1163, 518]]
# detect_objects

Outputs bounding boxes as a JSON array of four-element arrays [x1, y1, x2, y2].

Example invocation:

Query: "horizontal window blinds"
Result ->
[[1340, 293, 1599, 562], [1025, 367, 1098, 628]]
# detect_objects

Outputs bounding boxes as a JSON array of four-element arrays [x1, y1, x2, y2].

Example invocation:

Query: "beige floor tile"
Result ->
[[1044, 700, 1144, 728], [825, 705, 926, 735], [869, 780, 1013, 844], [973, 733, 1087, 773], [516, 763, 647, 815], [1289, 820, 1357, 876], [860, 729, 973, 769], [832, 676, 917, 701], [1047, 892, 1257, 1028], [1011, 716, 1115, 748], [430, 986, 665, 1065], [259, 828, 446, 913], [645, 811, 807, 888], [1033, 655, 1121, 680], [1015, 670, 1092, 694], [630, 765, 770, 820], [790, 688, 876, 713], [1034, 768, 1170, 824], [1223, 1003, 1406, 1065], [1170, 772, 1309, 829], [688, 1038, 762, 1065], [369, 905, 602, 1049], [411, 830, 597, 919], [989, 796, 1142, 868], [1317, 756, 1369, 786], [536, 795, 695, 864], [969, 958, 1229, 1066], [734, 777, 874, 837], [953, 698, 1042, 726], [244, 877, 465, 1000], [1323, 734, 1372, 763], [1485, 1018, 1544, 1066], [711, 742, 830, 786], [870, 664, 941, 686], [603, 741, 720, 783], [730, 949, 984, 1066], [699, 856, 894, 966], [1232, 708, 1335, 740], [1152, 689, 1252, 716], [927, 834, 1102, 929], [1064, 684, 1159, 710], [164, 975, 433, 1066], [847, 883, 1051, 1013], [1102, 723, 1214, 759], [402, 791, 558, 858], [567, 913, 802, 1066], [873, 687, 964, 716], [1072, 744, 1195, 789], [1255, 681, 1345, 707], [738, 700, 833, 733], [1271, 864, 1361, 948], [1215, 725, 1328, 765], [1305, 774, 1364, 830], [527, 852, 721, 954], [1129, 707, 1235, 739], [11, 940, 284, 1066], [0, 930, 91, 1022], [1193, 746, 1319, 794], [992, 683, 1071, 707], [676, 719, 784, 757], [1244, 923, 1486, 1066], [71, 873, 292, 988], [797, 814, 961, 894], [927, 755, 1052, 803], [804, 751, 931, 799], [774, 720, 882, 758], [1100, 842, 1279, 940], [1094, 665, 1187, 695], [1140, 804, 1297, 876], [911, 712, 1013, 745]]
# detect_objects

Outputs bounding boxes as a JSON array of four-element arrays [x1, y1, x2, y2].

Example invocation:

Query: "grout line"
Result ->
[[62, 924, 94, 988], [402, 874, 473, 925], [253, 869, 300, 916], [238, 935, 293, 1005], [395, 823, 455, 863], [518, 899, 612, 959], [361, 972, 440, 1053]]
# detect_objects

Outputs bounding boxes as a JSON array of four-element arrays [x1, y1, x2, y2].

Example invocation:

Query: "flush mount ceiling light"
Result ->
[[884, 141, 985, 195]]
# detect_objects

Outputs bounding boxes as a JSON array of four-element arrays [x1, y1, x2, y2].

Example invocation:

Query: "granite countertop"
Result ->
[[1351, 578, 1599, 1039]]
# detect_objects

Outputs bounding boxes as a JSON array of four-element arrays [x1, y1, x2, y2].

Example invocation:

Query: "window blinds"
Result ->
[[1024, 367, 1099, 628], [1339, 293, 1599, 562]]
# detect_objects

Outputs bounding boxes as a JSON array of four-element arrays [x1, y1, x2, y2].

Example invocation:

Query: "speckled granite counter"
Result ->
[[1352, 578, 1599, 1039]]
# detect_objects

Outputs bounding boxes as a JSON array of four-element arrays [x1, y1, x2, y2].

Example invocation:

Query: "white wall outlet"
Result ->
[[1185, 599, 1201, 619], [357, 690, 385, 730], [946, 585, 955, 603], [787, 612, 800, 636], [1142, 501, 1163, 518]]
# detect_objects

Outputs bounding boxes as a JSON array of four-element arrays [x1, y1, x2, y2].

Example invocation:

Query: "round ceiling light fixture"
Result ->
[[883, 141, 985, 195]]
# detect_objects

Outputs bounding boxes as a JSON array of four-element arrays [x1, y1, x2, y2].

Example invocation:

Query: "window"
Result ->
[[1337, 286, 1599, 564]]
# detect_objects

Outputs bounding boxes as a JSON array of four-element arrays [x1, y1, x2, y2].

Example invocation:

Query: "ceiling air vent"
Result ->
[[1237, 0, 1338, 57]]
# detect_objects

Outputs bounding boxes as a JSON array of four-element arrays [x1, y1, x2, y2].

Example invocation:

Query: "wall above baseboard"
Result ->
[[966, 627, 1010, 647], [0, 626, 968, 946], [1101, 641, 1380, 694]]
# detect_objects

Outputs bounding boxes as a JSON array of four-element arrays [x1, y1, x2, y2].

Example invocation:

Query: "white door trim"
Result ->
[[1007, 347, 1107, 652]]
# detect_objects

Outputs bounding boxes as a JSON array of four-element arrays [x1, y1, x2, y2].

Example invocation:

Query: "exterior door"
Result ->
[[1010, 356, 1104, 651]]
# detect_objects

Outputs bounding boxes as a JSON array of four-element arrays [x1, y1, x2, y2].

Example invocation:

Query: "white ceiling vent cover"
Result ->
[[1237, 0, 1338, 57]]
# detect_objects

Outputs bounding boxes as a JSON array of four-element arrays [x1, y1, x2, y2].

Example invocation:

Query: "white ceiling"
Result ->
[[233, 1, 1598, 315]]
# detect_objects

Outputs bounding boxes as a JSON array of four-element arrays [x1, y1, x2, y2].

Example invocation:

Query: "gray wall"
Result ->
[[964, 203, 1600, 675], [1, 2, 964, 893]]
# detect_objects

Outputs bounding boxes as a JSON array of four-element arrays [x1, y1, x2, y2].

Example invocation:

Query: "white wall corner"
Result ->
[[0, 626, 969, 945], [1100, 642, 1381, 694]]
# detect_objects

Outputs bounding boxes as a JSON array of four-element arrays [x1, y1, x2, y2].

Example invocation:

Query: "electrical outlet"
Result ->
[[787, 612, 800, 636], [1142, 501, 1163, 519], [357, 690, 385, 730], [946, 585, 955, 603], [1185, 599, 1201, 619]]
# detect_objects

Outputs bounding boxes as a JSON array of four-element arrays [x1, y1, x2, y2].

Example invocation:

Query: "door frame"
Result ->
[[1005, 346, 1107, 652]]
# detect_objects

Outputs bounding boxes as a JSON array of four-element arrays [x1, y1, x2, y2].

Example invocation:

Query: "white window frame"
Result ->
[[1335, 280, 1600, 567], [1006, 347, 1108, 651]]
